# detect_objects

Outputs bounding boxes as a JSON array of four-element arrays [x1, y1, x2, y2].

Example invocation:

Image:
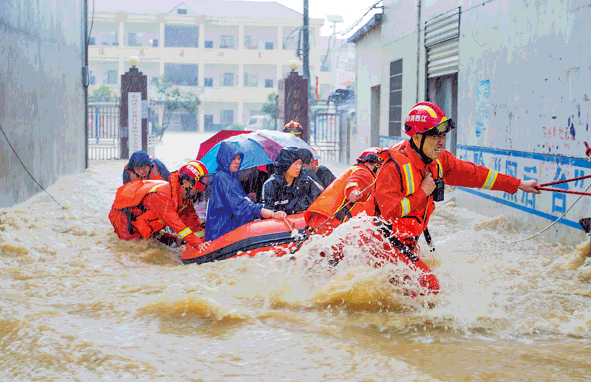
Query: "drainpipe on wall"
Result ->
[[83, 0, 89, 169], [416, 0, 422, 104]]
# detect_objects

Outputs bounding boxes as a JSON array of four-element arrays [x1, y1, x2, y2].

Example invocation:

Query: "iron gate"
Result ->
[[311, 111, 350, 163], [88, 102, 120, 160]]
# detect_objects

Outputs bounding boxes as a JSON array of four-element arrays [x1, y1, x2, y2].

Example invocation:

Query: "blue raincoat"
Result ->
[[205, 141, 264, 241]]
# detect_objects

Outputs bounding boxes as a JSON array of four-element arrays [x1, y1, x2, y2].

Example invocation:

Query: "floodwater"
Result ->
[[1, 132, 591, 381]]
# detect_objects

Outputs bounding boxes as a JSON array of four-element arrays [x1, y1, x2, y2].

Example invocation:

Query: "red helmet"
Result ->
[[283, 120, 303, 135], [179, 160, 208, 192], [403, 102, 455, 137], [357, 147, 384, 164]]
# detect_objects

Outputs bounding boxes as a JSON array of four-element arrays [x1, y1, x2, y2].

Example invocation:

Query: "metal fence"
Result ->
[[88, 102, 120, 160], [310, 111, 350, 164]]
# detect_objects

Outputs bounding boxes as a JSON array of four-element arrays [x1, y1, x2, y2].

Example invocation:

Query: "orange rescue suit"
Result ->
[[305, 163, 376, 234], [108, 173, 205, 248], [362, 140, 521, 240]]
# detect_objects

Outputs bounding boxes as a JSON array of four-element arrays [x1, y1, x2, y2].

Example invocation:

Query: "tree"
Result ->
[[261, 92, 277, 120], [154, 76, 201, 140], [90, 85, 113, 102]]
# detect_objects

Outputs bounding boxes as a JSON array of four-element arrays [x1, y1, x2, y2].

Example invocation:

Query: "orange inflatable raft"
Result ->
[[181, 213, 307, 265], [180, 213, 439, 295]]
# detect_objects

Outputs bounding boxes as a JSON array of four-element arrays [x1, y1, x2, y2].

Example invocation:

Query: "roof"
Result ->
[[93, 0, 303, 18], [348, 13, 382, 43]]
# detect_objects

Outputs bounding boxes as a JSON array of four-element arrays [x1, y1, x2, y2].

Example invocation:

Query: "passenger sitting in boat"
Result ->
[[123, 150, 170, 184], [295, 149, 325, 192], [239, 166, 270, 203], [261, 147, 323, 215], [297, 148, 336, 189], [109, 160, 208, 248], [305, 147, 384, 235], [205, 141, 286, 241]]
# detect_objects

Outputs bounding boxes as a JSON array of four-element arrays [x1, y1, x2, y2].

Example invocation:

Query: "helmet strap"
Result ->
[[409, 135, 433, 164]]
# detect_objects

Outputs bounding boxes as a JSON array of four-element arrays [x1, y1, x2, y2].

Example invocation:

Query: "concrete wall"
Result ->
[[353, 26, 382, 160], [353, 0, 591, 243], [0, 0, 86, 207]]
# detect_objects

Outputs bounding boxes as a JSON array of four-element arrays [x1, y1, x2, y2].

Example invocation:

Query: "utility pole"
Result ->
[[303, 0, 310, 142]]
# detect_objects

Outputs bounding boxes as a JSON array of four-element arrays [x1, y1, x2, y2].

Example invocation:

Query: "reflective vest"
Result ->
[[305, 164, 375, 225], [125, 165, 165, 182], [374, 142, 444, 239]]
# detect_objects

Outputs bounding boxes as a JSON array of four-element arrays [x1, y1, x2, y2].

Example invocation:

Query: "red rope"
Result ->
[[539, 174, 591, 187], [536, 187, 591, 196]]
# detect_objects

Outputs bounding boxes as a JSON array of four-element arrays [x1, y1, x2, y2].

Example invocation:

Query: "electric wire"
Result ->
[[0, 123, 65, 209]]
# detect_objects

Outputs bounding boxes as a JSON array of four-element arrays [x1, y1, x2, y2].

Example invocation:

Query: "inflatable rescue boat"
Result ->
[[181, 213, 307, 265]]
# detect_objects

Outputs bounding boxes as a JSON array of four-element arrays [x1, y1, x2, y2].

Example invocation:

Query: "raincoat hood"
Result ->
[[273, 147, 300, 177], [127, 150, 152, 171], [217, 141, 244, 176]]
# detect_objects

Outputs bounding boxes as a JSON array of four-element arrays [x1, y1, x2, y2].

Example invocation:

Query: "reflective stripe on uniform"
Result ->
[[482, 169, 498, 190], [402, 163, 415, 195], [400, 197, 411, 217], [435, 159, 443, 178], [179, 227, 193, 238], [194, 230, 204, 238], [345, 182, 359, 190], [149, 184, 161, 193]]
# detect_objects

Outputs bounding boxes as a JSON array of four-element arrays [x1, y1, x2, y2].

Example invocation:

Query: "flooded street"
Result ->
[[1, 132, 591, 381]]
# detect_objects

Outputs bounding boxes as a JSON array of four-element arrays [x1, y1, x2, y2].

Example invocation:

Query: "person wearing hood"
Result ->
[[205, 141, 286, 241], [123, 150, 170, 184], [261, 147, 323, 215]]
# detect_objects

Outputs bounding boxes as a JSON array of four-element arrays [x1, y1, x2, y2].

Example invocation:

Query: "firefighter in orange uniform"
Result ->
[[305, 148, 384, 235], [361, 102, 541, 293], [108, 160, 209, 249]]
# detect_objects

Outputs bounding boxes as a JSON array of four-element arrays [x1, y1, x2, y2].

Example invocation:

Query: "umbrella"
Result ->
[[198, 130, 319, 174], [196, 129, 251, 160]]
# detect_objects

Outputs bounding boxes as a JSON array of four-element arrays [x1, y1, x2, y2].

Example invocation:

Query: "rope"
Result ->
[[499, 181, 591, 244], [0, 122, 65, 209]]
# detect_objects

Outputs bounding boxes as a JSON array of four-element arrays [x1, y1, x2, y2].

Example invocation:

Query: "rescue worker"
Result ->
[[297, 148, 337, 189], [305, 147, 384, 235], [283, 120, 304, 137], [262, 147, 323, 215], [123, 150, 170, 184], [363, 101, 541, 263], [205, 141, 286, 241], [108, 160, 208, 249]]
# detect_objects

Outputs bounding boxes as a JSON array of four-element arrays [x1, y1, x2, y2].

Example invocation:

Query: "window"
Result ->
[[265, 79, 273, 88], [177, 8, 187, 14], [221, 110, 234, 126], [164, 63, 198, 86], [223, 73, 234, 87], [204, 78, 213, 87], [165, 25, 198, 48], [150, 39, 159, 47], [265, 42, 274, 50], [128, 32, 142, 47], [89, 75, 96, 85], [244, 35, 256, 49], [244, 73, 258, 87], [106, 70, 117, 85], [205, 40, 213, 48], [389, 59, 403, 136], [88, 37, 96, 45], [220, 35, 234, 49]]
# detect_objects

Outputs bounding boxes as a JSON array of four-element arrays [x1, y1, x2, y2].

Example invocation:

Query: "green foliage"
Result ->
[[154, 76, 201, 139], [90, 85, 113, 102], [261, 92, 277, 120]]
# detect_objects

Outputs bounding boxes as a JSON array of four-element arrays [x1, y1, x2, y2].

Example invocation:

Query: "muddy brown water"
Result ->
[[1, 136, 591, 381]]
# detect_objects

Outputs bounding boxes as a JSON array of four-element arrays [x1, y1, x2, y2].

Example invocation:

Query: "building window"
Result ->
[[205, 40, 213, 48], [89, 75, 96, 85], [220, 35, 234, 49], [265, 79, 273, 88], [127, 32, 143, 47], [223, 73, 234, 87], [164, 63, 198, 86], [88, 37, 96, 46], [177, 8, 187, 14], [204, 78, 213, 87], [244, 35, 257, 50], [244, 73, 258, 87], [165, 25, 198, 48], [265, 42, 274, 50], [105, 70, 118, 85], [389, 59, 403, 136], [150, 39, 158, 47]]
